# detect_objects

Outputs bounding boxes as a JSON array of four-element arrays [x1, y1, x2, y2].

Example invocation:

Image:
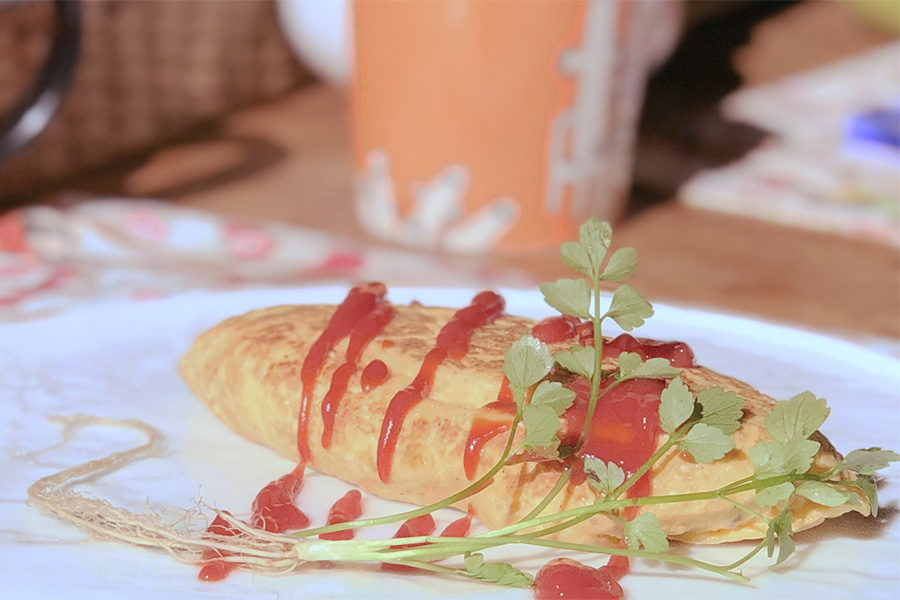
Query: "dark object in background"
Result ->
[[0, 0, 79, 162], [629, 0, 796, 214], [0, 0, 309, 204]]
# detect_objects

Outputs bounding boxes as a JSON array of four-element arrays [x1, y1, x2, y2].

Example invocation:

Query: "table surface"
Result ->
[[40, 1, 900, 341], [86, 84, 898, 341]]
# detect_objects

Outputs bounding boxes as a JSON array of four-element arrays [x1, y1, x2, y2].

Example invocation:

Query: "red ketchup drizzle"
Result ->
[[321, 303, 396, 448], [561, 376, 664, 491], [532, 315, 581, 344], [377, 291, 505, 483], [440, 515, 472, 538], [461, 313, 584, 482], [361, 359, 390, 392], [380, 514, 437, 573], [601, 333, 695, 369], [604, 555, 630, 581], [463, 379, 516, 480], [250, 466, 309, 532], [199, 468, 308, 582], [547, 354, 673, 599], [298, 283, 388, 460], [319, 490, 363, 541], [198, 512, 240, 582], [534, 558, 624, 600]]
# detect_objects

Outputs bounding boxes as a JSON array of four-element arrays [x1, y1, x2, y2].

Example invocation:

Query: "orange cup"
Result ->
[[351, 0, 680, 254]]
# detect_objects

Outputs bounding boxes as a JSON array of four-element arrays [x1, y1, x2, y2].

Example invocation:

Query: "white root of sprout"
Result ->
[[25, 415, 307, 575]]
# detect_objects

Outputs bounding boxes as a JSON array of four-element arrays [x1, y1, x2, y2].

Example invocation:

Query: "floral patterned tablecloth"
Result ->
[[0, 199, 533, 321]]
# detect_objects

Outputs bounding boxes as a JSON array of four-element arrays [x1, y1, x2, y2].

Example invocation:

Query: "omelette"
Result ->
[[179, 285, 867, 546]]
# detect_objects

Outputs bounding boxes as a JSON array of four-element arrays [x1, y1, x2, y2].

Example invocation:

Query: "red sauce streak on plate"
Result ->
[[250, 466, 309, 533], [380, 514, 437, 573], [321, 303, 396, 448], [534, 558, 624, 600], [604, 554, 630, 582], [198, 512, 240, 582], [298, 282, 387, 460], [463, 379, 516, 480], [319, 490, 363, 541], [532, 315, 581, 344], [198, 469, 307, 582], [377, 291, 504, 483], [440, 515, 472, 538], [361, 359, 390, 392]]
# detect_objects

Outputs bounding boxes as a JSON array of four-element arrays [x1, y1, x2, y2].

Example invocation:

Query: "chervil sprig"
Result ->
[[541, 219, 659, 455]]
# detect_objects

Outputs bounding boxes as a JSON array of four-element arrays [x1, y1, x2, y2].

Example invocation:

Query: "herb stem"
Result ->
[[526, 513, 594, 539], [519, 467, 572, 522], [720, 496, 769, 523], [575, 277, 604, 452], [387, 559, 461, 576], [294, 416, 524, 539], [379, 535, 749, 583], [473, 474, 809, 542], [722, 539, 767, 571], [495, 536, 748, 582], [610, 431, 681, 501]]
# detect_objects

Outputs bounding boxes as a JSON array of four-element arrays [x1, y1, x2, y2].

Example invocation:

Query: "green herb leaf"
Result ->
[[522, 404, 561, 450], [579, 219, 613, 277], [658, 377, 694, 435], [765, 507, 795, 566], [696, 388, 744, 435], [616, 352, 642, 379], [540, 278, 592, 319], [841, 447, 900, 475], [856, 475, 879, 518], [755, 482, 795, 507], [583, 456, 626, 496], [561, 241, 593, 278], [531, 381, 576, 416], [624, 512, 669, 553], [765, 392, 829, 442], [795, 481, 851, 507], [504, 335, 553, 397], [628, 357, 679, 380], [604, 284, 653, 331], [580, 218, 613, 251], [678, 423, 735, 463], [749, 439, 821, 479], [463, 553, 534, 588], [554, 346, 595, 378], [600, 247, 637, 282]]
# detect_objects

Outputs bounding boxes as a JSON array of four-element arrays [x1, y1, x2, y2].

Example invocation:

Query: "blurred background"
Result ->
[[0, 0, 897, 347]]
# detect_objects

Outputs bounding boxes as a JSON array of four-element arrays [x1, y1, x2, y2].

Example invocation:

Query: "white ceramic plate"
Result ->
[[1, 287, 898, 600]]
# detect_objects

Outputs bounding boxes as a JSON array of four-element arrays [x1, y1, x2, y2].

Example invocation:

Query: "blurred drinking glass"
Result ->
[[351, 0, 681, 254]]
